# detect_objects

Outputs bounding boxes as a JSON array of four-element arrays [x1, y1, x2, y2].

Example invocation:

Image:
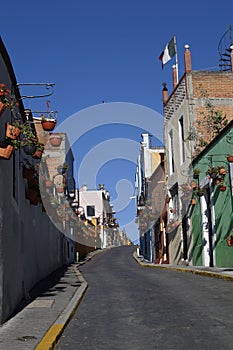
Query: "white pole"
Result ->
[[174, 35, 179, 83]]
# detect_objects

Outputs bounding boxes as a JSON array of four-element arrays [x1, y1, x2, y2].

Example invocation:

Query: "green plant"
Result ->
[[190, 87, 229, 155], [0, 84, 18, 110], [57, 162, 69, 174], [193, 167, 201, 176], [194, 186, 206, 197]]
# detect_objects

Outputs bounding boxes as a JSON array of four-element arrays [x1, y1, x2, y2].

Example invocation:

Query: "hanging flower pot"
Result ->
[[23, 143, 37, 155], [191, 181, 197, 189], [219, 183, 227, 192], [193, 168, 201, 179], [218, 166, 227, 175], [32, 149, 43, 159], [41, 117, 57, 131], [226, 235, 233, 247], [5, 123, 21, 139], [227, 155, 233, 163], [49, 134, 62, 147], [0, 144, 14, 159], [206, 167, 218, 179], [0, 101, 5, 115], [57, 163, 68, 175]]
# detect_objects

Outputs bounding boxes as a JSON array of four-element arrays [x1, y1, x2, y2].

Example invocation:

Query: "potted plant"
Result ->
[[191, 198, 196, 205], [32, 142, 44, 159], [217, 166, 227, 175], [0, 143, 14, 159], [226, 233, 233, 247], [0, 84, 18, 114], [227, 155, 233, 163], [206, 167, 218, 179], [41, 115, 57, 131], [193, 167, 201, 179], [5, 122, 21, 140], [194, 186, 206, 197], [218, 181, 227, 192], [57, 162, 69, 175]]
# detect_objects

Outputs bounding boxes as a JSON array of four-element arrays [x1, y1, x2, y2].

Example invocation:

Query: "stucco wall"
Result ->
[[0, 40, 66, 324]]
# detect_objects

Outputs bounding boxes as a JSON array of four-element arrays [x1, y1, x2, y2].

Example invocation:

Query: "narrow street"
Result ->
[[57, 246, 233, 350]]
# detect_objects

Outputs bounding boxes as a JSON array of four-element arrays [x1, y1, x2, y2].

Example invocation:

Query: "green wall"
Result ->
[[192, 124, 233, 267]]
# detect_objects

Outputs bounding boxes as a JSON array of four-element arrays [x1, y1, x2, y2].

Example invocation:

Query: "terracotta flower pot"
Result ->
[[0, 101, 5, 115], [41, 119, 57, 131], [219, 167, 226, 175], [226, 236, 233, 247], [49, 135, 62, 147], [5, 123, 21, 139], [32, 149, 43, 159], [0, 144, 14, 159], [219, 185, 227, 192], [227, 156, 233, 163]]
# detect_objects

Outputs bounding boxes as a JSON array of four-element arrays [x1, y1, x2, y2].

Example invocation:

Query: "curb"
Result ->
[[35, 266, 88, 350], [133, 251, 233, 282]]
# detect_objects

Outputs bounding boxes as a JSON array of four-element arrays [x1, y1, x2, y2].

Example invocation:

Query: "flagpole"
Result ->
[[174, 35, 179, 83]]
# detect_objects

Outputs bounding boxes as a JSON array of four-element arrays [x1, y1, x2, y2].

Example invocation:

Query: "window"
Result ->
[[86, 205, 95, 217], [168, 130, 175, 174], [179, 116, 185, 164]]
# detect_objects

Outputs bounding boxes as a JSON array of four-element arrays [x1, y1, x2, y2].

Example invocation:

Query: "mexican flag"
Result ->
[[159, 36, 176, 69]]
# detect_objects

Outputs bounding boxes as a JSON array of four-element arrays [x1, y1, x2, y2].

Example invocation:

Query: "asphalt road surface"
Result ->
[[57, 246, 233, 350]]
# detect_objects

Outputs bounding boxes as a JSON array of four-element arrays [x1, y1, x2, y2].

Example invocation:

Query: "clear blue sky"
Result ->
[[1, 0, 233, 241]]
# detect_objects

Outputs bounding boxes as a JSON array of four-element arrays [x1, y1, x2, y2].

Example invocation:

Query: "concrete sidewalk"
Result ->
[[0, 249, 102, 350], [133, 251, 233, 281]]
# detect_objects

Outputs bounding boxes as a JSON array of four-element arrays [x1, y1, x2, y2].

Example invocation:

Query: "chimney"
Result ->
[[162, 82, 168, 105], [172, 65, 178, 89], [230, 45, 233, 72], [141, 133, 149, 148], [184, 44, 192, 73]]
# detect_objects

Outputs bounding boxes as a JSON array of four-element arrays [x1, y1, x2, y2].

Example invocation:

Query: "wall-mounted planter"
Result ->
[[219, 185, 227, 192], [23, 143, 37, 155], [226, 236, 233, 247], [49, 135, 62, 147], [41, 118, 57, 131], [5, 123, 21, 139], [218, 167, 227, 175], [0, 144, 14, 159], [227, 156, 233, 163], [0, 101, 5, 116], [191, 198, 196, 205], [32, 149, 43, 159]]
